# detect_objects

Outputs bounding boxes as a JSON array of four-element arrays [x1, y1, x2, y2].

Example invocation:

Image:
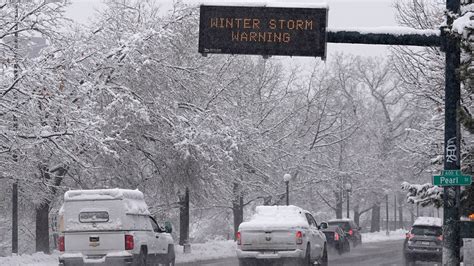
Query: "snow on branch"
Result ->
[[328, 26, 440, 37], [401, 181, 443, 208]]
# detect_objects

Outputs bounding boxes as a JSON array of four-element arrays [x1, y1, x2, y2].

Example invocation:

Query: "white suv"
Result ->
[[57, 188, 175, 266]]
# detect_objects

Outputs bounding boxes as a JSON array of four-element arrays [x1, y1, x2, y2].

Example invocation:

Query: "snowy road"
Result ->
[[176, 239, 437, 266]]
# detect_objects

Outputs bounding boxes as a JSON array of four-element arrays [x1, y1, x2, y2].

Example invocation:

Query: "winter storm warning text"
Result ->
[[209, 17, 315, 43]]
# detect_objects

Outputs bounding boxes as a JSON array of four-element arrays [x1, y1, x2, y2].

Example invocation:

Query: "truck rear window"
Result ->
[[79, 211, 109, 223]]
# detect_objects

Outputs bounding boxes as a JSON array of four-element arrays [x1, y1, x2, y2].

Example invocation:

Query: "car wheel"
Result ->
[[299, 244, 311, 266], [403, 254, 415, 266], [136, 247, 147, 266], [319, 245, 328, 266], [353, 238, 358, 247], [167, 244, 175, 266], [337, 242, 344, 255], [238, 258, 258, 266], [345, 239, 351, 253]]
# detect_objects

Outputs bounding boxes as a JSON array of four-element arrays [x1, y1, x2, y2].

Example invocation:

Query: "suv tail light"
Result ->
[[437, 235, 443, 241], [334, 232, 339, 241], [236, 232, 241, 245], [296, 231, 303, 244], [406, 232, 415, 240], [125, 234, 134, 250], [348, 229, 353, 236], [58, 236, 65, 252]]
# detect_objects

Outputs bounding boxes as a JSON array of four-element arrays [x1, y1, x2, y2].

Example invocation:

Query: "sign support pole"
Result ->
[[443, 0, 461, 264]]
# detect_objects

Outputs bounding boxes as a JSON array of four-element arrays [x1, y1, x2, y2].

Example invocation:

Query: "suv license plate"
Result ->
[[420, 241, 430, 245]]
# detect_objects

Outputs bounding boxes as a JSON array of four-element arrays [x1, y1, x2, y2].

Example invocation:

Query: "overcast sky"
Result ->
[[65, 0, 400, 58]]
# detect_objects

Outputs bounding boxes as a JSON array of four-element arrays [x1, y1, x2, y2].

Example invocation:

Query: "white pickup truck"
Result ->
[[57, 188, 175, 266], [236, 205, 328, 266]]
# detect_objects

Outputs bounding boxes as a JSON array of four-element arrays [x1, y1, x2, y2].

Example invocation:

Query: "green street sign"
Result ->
[[442, 170, 462, 176], [433, 170, 472, 186]]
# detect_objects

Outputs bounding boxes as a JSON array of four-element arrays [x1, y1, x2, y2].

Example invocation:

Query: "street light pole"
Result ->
[[344, 181, 352, 219], [346, 191, 349, 218], [283, 174, 291, 206]]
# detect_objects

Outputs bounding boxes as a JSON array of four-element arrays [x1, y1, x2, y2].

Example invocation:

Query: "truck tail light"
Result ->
[[125, 234, 134, 250], [348, 229, 353, 236], [334, 232, 340, 241], [58, 236, 65, 252], [236, 232, 241, 245], [296, 231, 303, 244]]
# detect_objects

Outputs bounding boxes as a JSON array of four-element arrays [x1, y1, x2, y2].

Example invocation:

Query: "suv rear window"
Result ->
[[79, 211, 109, 223], [411, 226, 442, 236], [328, 221, 350, 231]]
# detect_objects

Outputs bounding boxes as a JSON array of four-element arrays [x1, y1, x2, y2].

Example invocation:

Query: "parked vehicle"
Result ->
[[403, 216, 443, 266], [327, 218, 362, 246], [57, 188, 175, 266], [236, 205, 328, 266], [322, 225, 350, 255]]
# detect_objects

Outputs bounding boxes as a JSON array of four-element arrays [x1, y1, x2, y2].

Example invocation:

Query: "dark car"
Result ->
[[328, 219, 362, 246], [403, 217, 443, 265], [322, 225, 350, 255]]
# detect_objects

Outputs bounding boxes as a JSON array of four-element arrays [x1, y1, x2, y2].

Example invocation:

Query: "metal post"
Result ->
[[443, 1, 461, 264], [285, 181, 289, 206], [394, 195, 397, 231], [346, 190, 350, 218], [386, 194, 389, 235], [12, 182, 18, 254]]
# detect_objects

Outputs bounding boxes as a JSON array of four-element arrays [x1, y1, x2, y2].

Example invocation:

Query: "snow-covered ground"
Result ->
[[175, 240, 236, 263], [362, 229, 407, 243], [0, 230, 406, 265], [0, 252, 59, 266]]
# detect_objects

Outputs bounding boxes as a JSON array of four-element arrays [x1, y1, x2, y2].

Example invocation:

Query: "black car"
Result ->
[[322, 225, 350, 255], [403, 217, 443, 265], [327, 219, 362, 246]]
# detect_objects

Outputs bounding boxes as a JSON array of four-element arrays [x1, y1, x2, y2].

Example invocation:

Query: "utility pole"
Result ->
[[442, 0, 461, 264]]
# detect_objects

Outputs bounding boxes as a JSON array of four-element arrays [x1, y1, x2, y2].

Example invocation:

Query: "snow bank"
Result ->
[[175, 240, 237, 263], [362, 229, 407, 243], [0, 252, 59, 266], [239, 205, 308, 230], [413, 216, 443, 227]]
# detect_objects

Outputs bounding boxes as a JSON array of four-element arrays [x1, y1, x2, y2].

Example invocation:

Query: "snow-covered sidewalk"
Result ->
[[0, 230, 406, 265]]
